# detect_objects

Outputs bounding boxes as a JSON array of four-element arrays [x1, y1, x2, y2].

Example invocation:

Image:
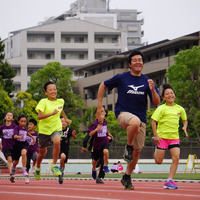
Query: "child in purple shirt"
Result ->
[[12, 114, 35, 183], [26, 119, 39, 175], [0, 112, 16, 183], [89, 109, 113, 180]]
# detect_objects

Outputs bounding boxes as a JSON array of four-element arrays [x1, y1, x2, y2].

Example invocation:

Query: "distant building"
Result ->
[[3, 18, 127, 94], [53, 0, 144, 50], [74, 31, 200, 115]]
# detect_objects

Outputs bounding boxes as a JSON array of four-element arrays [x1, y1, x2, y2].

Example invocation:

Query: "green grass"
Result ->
[[42, 172, 199, 180]]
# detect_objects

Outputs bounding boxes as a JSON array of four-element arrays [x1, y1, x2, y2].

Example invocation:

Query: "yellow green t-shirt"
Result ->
[[151, 103, 187, 139], [36, 98, 64, 135]]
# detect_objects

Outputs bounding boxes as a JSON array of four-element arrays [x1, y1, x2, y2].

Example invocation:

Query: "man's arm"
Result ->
[[97, 82, 106, 113], [147, 79, 160, 106]]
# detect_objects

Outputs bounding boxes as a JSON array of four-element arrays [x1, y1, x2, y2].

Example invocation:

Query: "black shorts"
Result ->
[[13, 141, 29, 161], [111, 169, 118, 173], [2, 148, 14, 160], [59, 143, 69, 163], [93, 143, 109, 161]]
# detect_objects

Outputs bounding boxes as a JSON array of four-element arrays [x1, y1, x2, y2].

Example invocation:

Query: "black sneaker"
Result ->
[[123, 145, 133, 163], [96, 177, 104, 184], [121, 175, 134, 190]]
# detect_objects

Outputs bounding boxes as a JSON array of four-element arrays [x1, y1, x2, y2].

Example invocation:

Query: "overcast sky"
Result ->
[[1, 0, 200, 44]]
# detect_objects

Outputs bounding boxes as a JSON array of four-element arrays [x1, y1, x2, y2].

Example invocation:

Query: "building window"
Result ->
[[95, 36, 104, 43], [45, 36, 51, 42], [112, 36, 118, 43], [65, 37, 70, 43], [79, 54, 84, 60], [61, 53, 66, 60], [128, 25, 138, 32], [75, 37, 84, 43], [46, 54, 51, 59], [28, 53, 33, 59]]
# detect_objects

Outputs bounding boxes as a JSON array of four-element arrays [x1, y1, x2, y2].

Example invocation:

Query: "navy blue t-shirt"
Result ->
[[104, 72, 159, 123]]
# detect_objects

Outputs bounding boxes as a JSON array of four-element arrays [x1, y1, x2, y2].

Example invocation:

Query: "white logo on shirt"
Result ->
[[128, 84, 144, 91], [127, 84, 145, 95]]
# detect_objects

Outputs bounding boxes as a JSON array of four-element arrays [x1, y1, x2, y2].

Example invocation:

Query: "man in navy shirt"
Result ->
[[97, 50, 160, 190]]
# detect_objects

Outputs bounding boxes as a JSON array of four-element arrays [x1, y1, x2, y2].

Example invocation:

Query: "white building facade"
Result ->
[[3, 18, 127, 93]]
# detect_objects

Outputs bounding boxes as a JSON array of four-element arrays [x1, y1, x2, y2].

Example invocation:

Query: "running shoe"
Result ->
[[11, 165, 16, 175], [51, 165, 61, 176], [163, 180, 178, 189], [92, 170, 97, 179], [34, 167, 41, 180], [96, 177, 104, 184], [31, 165, 35, 174], [103, 166, 110, 173], [22, 169, 29, 176], [121, 174, 135, 190], [58, 168, 64, 184], [10, 175, 15, 183], [123, 144, 133, 163], [25, 175, 29, 184]]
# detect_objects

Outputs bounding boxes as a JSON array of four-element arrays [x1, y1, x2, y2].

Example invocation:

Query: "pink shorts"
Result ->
[[157, 138, 180, 150]]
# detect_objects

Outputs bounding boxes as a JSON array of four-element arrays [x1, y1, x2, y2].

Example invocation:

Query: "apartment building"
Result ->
[[3, 18, 127, 93], [74, 31, 200, 112], [54, 0, 144, 50]]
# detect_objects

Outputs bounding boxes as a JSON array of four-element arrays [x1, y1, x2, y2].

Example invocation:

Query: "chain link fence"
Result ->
[[45, 140, 200, 160]]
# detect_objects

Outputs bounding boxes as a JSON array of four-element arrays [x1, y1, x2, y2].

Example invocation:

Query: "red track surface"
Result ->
[[0, 178, 199, 200]]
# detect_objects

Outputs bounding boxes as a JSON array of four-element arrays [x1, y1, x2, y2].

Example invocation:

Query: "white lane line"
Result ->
[[0, 186, 199, 198], [0, 191, 121, 200]]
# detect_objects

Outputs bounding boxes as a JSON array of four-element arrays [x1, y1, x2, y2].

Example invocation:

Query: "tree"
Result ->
[[27, 62, 84, 131], [0, 37, 16, 96], [0, 89, 14, 124], [166, 46, 200, 141], [13, 91, 38, 122]]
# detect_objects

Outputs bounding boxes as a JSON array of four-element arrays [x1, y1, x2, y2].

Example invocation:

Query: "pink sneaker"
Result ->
[[22, 169, 28, 176], [170, 180, 177, 186], [163, 180, 178, 189]]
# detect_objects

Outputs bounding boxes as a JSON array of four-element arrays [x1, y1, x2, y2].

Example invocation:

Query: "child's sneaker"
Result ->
[[123, 145, 133, 163], [58, 168, 64, 184], [25, 175, 29, 184], [103, 166, 110, 173], [10, 175, 15, 183], [92, 170, 97, 179], [22, 169, 29, 176], [96, 177, 104, 184], [121, 174, 134, 190], [31, 165, 35, 174], [163, 180, 178, 189], [51, 165, 61, 176], [34, 167, 41, 180], [11, 165, 16, 175]]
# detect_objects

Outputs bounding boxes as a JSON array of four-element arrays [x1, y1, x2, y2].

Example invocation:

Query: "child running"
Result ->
[[58, 117, 76, 184], [88, 109, 113, 182], [0, 112, 16, 183], [151, 83, 188, 189], [12, 114, 35, 184], [26, 119, 39, 183], [34, 81, 71, 180]]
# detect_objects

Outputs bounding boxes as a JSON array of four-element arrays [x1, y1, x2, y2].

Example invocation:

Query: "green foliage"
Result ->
[[166, 46, 200, 140], [146, 109, 156, 140], [27, 62, 84, 131], [0, 89, 14, 124], [82, 106, 97, 128], [0, 37, 16, 96], [106, 111, 126, 142], [13, 91, 38, 122]]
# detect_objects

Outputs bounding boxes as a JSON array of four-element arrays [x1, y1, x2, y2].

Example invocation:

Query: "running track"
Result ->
[[0, 178, 199, 200]]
